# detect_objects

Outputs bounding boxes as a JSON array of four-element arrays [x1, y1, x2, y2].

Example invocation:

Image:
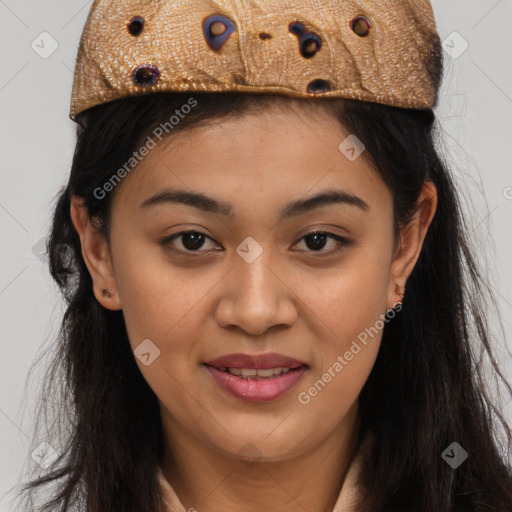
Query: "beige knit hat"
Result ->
[[69, 0, 443, 121]]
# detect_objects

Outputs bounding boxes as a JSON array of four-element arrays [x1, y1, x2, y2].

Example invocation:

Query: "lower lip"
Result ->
[[204, 364, 308, 402]]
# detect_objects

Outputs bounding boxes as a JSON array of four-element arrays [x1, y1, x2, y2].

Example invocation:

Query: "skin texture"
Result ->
[[70, 103, 437, 512]]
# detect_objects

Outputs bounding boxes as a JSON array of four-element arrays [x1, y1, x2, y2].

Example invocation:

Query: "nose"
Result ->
[[214, 253, 298, 336]]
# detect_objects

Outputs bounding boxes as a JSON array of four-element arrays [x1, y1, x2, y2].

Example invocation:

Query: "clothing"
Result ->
[[70, 0, 442, 120], [157, 437, 367, 512]]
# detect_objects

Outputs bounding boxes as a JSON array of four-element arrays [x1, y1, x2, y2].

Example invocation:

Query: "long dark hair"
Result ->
[[13, 88, 512, 512]]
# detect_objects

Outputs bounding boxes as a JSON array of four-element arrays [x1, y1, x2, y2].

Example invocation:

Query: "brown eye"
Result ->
[[180, 232, 207, 251], [294, 231, 351, 255], [161, 231, 220, 254]]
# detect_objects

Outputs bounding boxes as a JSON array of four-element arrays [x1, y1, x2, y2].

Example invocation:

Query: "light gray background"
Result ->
[[1, 1, 511, 509]]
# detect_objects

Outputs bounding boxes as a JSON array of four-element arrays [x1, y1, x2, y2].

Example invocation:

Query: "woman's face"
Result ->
[[72, 103, 435, 463]]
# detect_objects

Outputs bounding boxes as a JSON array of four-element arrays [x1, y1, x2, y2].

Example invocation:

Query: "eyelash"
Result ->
[[160, 230, 351, 256]]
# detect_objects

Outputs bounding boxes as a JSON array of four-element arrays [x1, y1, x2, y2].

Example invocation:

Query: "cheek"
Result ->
[[308, 243, 391, 348], [113, 250, 212, 408], [294, 241, 391, 413], [111, 235, 212, 347]]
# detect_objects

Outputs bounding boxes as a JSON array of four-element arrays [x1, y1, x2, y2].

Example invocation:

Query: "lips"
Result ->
[[204, 352, 307, 370], [203, 352, 309, 402], [204, 364, 308, 402]]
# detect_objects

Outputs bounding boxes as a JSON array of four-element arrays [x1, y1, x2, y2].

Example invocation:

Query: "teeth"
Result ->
[[223, 367, 292, 379]]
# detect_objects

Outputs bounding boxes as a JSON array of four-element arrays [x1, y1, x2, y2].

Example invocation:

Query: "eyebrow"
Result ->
[[139, 187, 369, 220]]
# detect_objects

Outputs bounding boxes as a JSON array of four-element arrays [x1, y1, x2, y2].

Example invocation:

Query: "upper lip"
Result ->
[[204, 352, 308, 370]]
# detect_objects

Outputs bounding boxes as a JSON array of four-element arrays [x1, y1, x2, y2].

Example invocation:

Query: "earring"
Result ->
[[102, 288, 112, 298], [393, 283, 405, 309]]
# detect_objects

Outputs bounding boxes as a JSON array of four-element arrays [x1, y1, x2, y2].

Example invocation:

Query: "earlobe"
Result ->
[[393, 283, 405, 309], [70, 196, 122, 311], [387, 182, 437, 309]]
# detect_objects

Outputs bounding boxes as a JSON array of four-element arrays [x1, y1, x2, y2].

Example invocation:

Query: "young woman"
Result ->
[[16, 1, 512, 511]]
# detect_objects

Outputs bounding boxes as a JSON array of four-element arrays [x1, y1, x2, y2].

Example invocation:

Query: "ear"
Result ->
[[70, 196, 122, 310], [387, 181, 437, 309]]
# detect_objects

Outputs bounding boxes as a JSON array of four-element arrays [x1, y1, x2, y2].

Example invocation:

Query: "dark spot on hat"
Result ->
[[132, 64, 160, 87], [289, 21, 322, 58], [210, 21, 227, 36], [288, 21, 305, 36], [350, 15, 371, 37], [301, 35, 322, 58], [307, 79, 332, 94], [259, 32, 272, 40], [203, 14, 236, 50], [233, 74, 247, 85], [127, 16, 145, 36]]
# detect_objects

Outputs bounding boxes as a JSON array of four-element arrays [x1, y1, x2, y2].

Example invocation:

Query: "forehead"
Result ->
[[111, 105, 388, 216]]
